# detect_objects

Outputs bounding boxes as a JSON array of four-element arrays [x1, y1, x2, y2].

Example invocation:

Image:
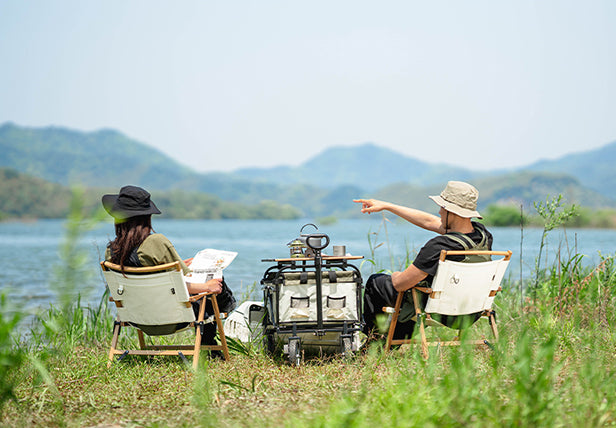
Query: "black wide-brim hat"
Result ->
[[102, 185, 161, 221]]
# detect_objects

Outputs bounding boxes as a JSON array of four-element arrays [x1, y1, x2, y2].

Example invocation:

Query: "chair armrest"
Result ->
[[382, 286, 432, 313], [189, 291, 216, 302], [489, 286, 503, 297]]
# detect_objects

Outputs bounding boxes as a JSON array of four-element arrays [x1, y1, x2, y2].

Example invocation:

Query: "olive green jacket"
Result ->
[[105, 233, 190, 275]]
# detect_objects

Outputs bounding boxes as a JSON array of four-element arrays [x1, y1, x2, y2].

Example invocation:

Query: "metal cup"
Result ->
[[332, 245, 346, 257]]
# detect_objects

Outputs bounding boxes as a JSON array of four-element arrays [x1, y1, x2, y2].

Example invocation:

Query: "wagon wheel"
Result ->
[[288, 338, 301, 367], [340, 336, 354, 359], [263, 331, 276, 355]]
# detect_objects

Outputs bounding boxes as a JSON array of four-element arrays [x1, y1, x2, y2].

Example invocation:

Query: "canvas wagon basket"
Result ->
[[260, 248, 364, 365]]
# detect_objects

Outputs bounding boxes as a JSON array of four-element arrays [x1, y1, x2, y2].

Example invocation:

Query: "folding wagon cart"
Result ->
[[260, 227, 364, 366]]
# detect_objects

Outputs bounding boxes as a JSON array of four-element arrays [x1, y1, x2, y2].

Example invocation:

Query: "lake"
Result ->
[[2, 218, 615, 314]]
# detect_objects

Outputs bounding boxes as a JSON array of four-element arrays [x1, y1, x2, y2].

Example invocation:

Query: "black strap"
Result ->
[[107, 244, 143, 267], [445, 233, 473, 250], [445, 227, 487, 251]]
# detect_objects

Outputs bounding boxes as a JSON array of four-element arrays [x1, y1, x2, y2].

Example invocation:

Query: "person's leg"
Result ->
[[215, 278, 236, 314], [363, 273, 396, 336], [363, 273, 416, 340]]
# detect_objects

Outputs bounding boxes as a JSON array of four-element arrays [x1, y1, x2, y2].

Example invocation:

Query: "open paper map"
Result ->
[[186, 248, 237, 282]]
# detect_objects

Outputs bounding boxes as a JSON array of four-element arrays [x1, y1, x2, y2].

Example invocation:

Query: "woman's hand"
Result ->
[[184, 257, 194, 267], [186, 278, 223, 294], [204, 278, 223, 294]]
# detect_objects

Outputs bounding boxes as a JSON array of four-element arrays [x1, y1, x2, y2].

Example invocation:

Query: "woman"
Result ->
[[102, 185, 236, 346]]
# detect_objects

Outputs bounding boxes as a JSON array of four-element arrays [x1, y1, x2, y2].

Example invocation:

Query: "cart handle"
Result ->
[[305, 233, 330, 251]]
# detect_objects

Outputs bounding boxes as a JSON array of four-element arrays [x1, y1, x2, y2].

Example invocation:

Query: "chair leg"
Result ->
[[192, 322, 203, 369], [418, 316, 428, 359], [210, 295, 230, 360], [488, 311, 499, 341], [385, 292, 405, 351], [107, 321, 121, 368], [192, 294, 208, 369], [411, 289, 429, 359], [137, 330, 146, 349]]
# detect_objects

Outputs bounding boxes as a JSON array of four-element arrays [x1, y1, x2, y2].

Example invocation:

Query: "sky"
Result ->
[[1, 1, 615, 173]]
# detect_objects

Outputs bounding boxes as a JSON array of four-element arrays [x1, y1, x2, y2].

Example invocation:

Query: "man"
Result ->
[[354, 181, 492, 340]]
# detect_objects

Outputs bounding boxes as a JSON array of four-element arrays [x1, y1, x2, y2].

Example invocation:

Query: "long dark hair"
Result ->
[[108, 215, 153, 270]]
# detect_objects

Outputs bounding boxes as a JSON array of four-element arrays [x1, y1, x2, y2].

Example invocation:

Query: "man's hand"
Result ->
[[353, 198, 389, 214], [355, 198, 443, 233]]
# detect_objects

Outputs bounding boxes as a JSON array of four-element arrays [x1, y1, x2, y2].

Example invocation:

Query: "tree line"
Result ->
[[0, 168, 300, 221], [2, 167, 616, 227]]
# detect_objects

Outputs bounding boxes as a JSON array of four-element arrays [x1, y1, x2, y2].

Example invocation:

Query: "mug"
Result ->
[[332, 245, 346, 257]]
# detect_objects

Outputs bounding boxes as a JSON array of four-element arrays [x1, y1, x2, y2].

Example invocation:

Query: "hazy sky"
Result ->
[[1, 1, 614, 173]]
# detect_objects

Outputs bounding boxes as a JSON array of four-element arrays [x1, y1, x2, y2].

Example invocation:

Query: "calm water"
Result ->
[[1, 218, 615, 313]]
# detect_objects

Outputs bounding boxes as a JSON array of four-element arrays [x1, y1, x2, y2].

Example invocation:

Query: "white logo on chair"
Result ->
[[450, 274, 460, 285]]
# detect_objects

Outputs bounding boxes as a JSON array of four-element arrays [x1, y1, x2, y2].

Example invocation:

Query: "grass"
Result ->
[[2, 271, 615, 427], [2, 193, 616, 427]]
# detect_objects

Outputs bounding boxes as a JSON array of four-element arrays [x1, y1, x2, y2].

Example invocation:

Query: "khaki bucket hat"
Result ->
[[429, 181, 482, 219]]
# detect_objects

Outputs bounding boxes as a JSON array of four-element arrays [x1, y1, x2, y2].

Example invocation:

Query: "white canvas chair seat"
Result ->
[[384, 250, 511, 358], [101, 260, 230, 368]]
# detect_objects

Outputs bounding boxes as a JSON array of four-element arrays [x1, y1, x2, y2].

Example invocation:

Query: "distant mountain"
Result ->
[[365, 171, 615, 216], [0, 122, 293, 208], [524, 141, 616, 198], [0, 122, 197, 189], [1, 122, 615, 218], [0, 122, 364, 217], [473, 171, 614, 209], [234, 143, 477, 191]]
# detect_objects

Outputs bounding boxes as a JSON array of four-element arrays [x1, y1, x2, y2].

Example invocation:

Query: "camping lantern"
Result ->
[[288, 239, 305, 258]]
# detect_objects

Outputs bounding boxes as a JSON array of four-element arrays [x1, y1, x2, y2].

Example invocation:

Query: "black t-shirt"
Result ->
[[412, 222, 493, 283]]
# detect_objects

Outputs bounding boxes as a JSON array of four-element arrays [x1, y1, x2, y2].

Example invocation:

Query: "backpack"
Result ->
[[444, 227, 491, 262]]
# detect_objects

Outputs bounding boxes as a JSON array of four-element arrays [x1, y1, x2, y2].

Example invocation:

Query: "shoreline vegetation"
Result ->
[[4, 203, 616, 228], [2, 167, 616, 227], [1, 194, 616, 426], [2, 193, 616, 230]]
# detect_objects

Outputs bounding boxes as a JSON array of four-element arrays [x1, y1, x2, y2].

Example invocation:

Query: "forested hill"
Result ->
[[0, 122, 197, 189], [1, 122, 615, 218], [0, 122, 329, 210], [524, 142, 616, 197]]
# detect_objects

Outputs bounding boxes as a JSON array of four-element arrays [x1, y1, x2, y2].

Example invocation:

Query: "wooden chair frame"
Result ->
[[101, 260, 230, 368], [384, 250, 512, 358]]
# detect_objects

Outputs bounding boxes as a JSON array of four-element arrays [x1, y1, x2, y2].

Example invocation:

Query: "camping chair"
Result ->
[[101, 260, 230, 368], [384, 250, 512, 359]]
